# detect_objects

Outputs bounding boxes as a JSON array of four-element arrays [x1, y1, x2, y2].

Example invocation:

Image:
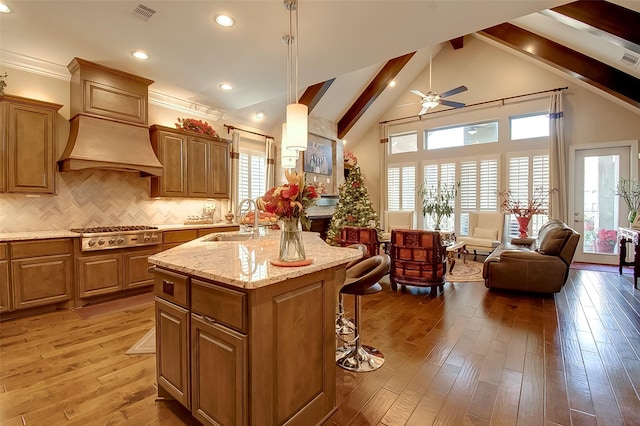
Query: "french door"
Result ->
[[572, 145, 632, 264]]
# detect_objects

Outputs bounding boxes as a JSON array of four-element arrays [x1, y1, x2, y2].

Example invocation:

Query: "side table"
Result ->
[[445, 241, 468, 273], [618, 227, 639, 289]]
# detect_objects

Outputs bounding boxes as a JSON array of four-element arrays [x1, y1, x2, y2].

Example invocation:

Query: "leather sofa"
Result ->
[[482, 220, 580, 293]]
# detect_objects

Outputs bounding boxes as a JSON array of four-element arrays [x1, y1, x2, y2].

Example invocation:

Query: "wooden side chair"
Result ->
[[339, 226, 380, 257], [389, 229, 446, 294]]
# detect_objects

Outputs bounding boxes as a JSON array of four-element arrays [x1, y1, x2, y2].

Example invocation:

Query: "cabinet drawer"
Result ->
[[10, 238, 72, 259], [163, 230, 198, 245], [154, 268, 189, 308], [0, 243, 7, 261], [191, 279, 246, 333]]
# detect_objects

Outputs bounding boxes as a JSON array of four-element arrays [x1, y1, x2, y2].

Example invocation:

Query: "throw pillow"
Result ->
[[538, 229, 572, 255], [473, 227, 498, 240]]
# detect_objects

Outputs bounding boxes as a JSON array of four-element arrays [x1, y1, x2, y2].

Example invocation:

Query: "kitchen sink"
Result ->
[[203, 233, 253, 242]]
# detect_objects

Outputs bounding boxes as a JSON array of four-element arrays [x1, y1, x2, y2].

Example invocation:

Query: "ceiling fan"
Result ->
[[408, 49, 468, 115]]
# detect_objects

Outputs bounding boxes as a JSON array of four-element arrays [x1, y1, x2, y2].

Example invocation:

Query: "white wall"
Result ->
[[348, 35, 640, 214]]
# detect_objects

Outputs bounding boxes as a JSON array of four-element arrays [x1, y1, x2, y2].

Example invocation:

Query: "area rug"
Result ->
[[126, 327, 156, 355], [446, 260, 484, 282]]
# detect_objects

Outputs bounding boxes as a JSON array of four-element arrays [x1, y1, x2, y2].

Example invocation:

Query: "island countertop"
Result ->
[[148, 230, 361, 289]]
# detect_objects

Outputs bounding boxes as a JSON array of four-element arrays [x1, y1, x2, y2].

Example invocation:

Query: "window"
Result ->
[[422, 163, 456, 231], [458, 158, 499, 235], [387, 165, 416, 211], [238, 149, 266, 201], [505, 153, 550, 238], [390, 131, 417, 154], [425, 121, 498, 150], [510, 113, 550, 140]]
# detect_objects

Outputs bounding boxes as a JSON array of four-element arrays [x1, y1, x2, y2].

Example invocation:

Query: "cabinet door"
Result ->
[[156, 297, 190, 409], [123, 249, 159, 290], [11, 254, 72, 309], [210, 140, 230, 199], [0, 101, 5, 192], [191, 314, 247, 426], [6, 101, 56, 193], [152, 131, 187, 197], [77, 253, 122, 298], [0, 260, 10, 312], [188, 136, 211, 198]]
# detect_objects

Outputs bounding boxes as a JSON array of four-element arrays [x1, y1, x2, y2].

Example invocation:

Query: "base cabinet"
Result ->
[[0, 243, 10, 312], [191, 314, 247, 426], [156, 297, 190, 408]]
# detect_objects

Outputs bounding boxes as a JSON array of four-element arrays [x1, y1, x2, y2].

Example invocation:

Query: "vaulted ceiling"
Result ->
[[1, 0, 638, 143]]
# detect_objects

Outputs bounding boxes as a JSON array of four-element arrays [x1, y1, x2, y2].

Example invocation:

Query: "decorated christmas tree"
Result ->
[[326, 165, 382, 246]]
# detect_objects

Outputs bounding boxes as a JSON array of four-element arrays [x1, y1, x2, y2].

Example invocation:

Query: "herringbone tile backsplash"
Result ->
[[0, 170, 229, 232]]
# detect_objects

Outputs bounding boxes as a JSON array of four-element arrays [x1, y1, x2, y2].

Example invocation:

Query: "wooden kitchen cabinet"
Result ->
[[124, 248, 160, 289], [150, 125, 230, 199], [1, 95, 63, 194], [0, 243, 10, 313], [10, 239, 72, 310], [77, 252, 122, 298], [191, 314, 247, 426]]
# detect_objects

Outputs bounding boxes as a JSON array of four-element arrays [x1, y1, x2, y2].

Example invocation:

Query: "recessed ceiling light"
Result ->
[[388, 80, 396, 88], [131, 50, 149, 60], [215, 14, 235, 27], [219, 83, 233, 91], [255, 112, 264, 120], [0, 3, 11, 13]]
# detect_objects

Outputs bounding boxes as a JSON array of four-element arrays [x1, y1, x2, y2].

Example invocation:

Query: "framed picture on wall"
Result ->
[[303, 134, 334, 176]]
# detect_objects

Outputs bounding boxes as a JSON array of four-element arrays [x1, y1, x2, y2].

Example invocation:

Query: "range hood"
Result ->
[[57, 58, 163, 177]]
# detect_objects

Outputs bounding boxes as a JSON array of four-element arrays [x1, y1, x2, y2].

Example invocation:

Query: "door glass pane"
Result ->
[[583, 155, 619, 254]]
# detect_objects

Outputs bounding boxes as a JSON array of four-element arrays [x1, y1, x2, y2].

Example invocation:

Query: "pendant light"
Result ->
[[281, 0, 307, 168]]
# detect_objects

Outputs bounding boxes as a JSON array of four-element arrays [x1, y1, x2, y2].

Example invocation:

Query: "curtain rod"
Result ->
[[379, 86, 568, 125], [223, 124, 273, 140]]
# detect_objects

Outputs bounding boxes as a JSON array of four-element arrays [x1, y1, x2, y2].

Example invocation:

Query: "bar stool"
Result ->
[[336, 244, 368, 338], [336, 254, 390, 372]]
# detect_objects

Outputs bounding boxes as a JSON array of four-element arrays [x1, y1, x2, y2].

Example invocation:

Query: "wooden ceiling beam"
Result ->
[[337, 52, 415, 139], [298, 79, 335, 112], [449, 36, 464, 50], [479, 23, 640, 109], [552, 0, 640, 46]]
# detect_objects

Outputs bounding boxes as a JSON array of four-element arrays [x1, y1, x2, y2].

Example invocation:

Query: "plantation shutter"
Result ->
[[479, 159, 499, 211], [387, 165, 415, 211], [238, 153, 250, 201]]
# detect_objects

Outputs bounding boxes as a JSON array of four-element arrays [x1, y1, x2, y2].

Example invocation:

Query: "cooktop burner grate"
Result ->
[[70, 225, 158, 233]]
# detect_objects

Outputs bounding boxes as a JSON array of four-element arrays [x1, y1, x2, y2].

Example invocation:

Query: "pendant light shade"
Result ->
[[286, 102, 308, 152], [281, 122, 297, 169]]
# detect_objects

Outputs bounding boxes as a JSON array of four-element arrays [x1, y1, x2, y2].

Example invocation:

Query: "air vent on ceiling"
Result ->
[[621, 51, 640, 69], [130, 3, 157, 22]]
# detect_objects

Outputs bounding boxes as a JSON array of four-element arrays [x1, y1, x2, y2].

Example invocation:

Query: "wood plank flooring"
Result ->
[[2, 268, 640, 425]]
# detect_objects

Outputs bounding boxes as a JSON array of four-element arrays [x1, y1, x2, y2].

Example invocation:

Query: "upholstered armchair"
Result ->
[[457, 212, 505, 258], [381, 210, 414, 241], [339, 226, 380, 257], [389, 229, 446, 294]]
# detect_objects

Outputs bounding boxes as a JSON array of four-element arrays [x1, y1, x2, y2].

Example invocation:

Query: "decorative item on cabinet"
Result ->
[[1, 95, 63, 194], [149, 125, 230, 199]]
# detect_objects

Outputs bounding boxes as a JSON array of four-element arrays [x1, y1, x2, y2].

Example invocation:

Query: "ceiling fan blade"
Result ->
[[418, 106, 429, 115], [439, 85, 468, 98], [411, 89, 428, 98], [395, 101, 421, 107], [440, 99, 466, 109]]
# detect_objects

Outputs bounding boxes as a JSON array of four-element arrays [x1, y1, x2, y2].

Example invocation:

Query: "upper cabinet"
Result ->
[[1, 95, 63, 194], [149, 125, 230, 199]]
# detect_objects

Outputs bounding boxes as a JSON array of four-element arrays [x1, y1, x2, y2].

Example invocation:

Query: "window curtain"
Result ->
[[379, 123, 390, 226], [230, 130, 240, 215], [549, 90, 567, 222], [265, 137, 275, 192]]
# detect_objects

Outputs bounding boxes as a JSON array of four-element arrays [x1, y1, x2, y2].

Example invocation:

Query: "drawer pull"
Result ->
[[162, 280, 174, 296], [203, 315, 217, 324]]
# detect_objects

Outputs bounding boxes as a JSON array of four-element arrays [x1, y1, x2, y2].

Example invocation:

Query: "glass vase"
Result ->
[[628, 210, 637, 226], [279, 217, 306, 262]]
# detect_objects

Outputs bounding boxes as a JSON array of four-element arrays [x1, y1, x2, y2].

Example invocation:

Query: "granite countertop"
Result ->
[[148, 230, 362, 289], [0, 223, 239, 242]]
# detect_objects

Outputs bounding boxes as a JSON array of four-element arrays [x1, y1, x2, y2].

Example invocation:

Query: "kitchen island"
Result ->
[[148, 230, 361, 426]]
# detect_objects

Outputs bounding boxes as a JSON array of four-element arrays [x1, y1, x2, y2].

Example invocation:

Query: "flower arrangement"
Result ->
[[615, 177, 640, 212], [0, 72, 7, 96], [344, 150, 357, 166], [261, 170, 319, 230], [498, 186, 551, 218], [418, 182, 459, 229], [175, 117, 218, 138]]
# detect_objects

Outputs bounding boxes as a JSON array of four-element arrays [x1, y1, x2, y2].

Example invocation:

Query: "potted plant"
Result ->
[[418, 182, 459, 230], [497, 186, 551, 238], [615, 177, 640, 224], [595, 228, 617, 253]]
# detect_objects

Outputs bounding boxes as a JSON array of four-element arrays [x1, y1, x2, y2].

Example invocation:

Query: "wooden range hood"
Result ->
[[58, 58, 163, 177]]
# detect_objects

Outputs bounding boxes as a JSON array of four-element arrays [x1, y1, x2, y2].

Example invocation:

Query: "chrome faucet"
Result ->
[[237, 198, 260, 238]]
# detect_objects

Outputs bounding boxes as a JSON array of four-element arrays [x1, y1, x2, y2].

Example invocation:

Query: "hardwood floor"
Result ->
[[2, 268, 640, 425]]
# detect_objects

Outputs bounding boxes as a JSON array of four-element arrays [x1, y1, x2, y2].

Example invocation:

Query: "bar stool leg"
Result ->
[[336, 295, 384, 372]]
